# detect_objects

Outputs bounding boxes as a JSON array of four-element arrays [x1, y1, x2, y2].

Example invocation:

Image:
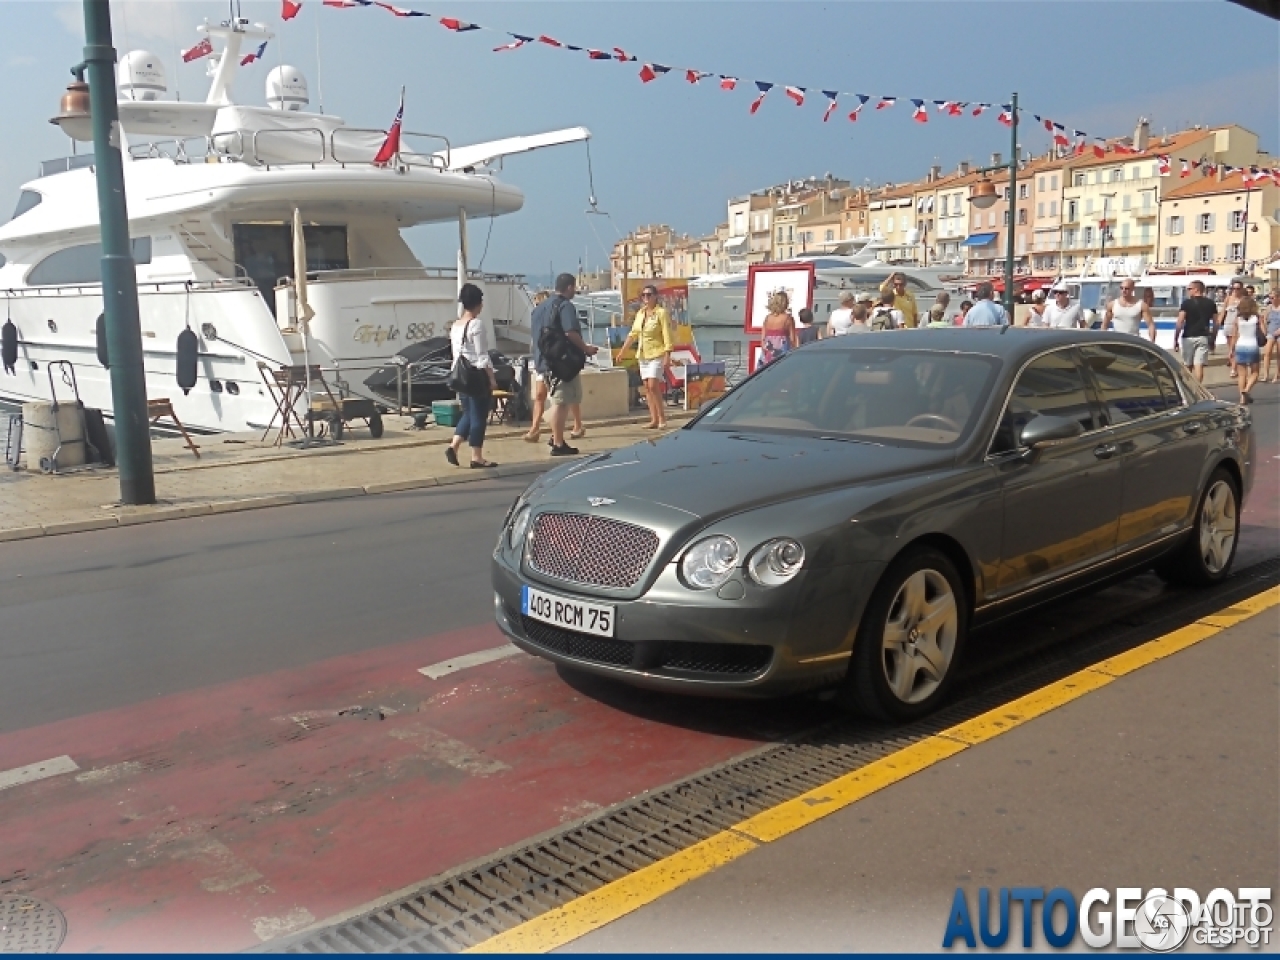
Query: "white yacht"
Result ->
[[0, 17, 588, 433]]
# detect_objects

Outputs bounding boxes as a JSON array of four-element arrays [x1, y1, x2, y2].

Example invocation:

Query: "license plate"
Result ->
[[522, 585, 615, 638]]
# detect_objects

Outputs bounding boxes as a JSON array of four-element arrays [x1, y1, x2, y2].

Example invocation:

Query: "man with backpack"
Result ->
[[530, 273, 598, 456]]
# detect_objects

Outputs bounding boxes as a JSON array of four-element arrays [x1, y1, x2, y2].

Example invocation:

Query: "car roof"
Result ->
[[806, 328, 1164, 365]]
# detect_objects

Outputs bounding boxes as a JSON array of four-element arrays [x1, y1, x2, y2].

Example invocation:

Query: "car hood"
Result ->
[[542, 429, 952, 521]]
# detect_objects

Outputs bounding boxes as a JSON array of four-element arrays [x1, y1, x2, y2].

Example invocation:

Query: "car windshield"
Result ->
[[693, 348, 1000, 447]]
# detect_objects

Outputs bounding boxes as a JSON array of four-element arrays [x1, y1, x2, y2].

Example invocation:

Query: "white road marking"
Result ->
[[0, 755, 79, 791], [418, 643, 521, 679]]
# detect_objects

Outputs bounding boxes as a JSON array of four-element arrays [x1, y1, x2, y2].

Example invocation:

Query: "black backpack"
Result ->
[[537, 297, 586, 387]]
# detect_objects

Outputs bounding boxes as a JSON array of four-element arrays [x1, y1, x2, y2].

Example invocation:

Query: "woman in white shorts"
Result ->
[[618, 285, 674, 429], [1229, 297, 1261, 405]]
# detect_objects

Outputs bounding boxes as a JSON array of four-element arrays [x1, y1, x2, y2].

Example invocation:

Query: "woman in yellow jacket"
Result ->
[[619, 285, 673, 429]]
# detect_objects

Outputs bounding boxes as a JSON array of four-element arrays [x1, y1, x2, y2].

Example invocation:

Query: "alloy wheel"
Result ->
[[1199, 479, 1237, 575], [881, 568, 959, 704]]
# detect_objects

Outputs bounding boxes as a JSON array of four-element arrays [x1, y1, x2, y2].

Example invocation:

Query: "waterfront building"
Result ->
[[868, 181, 918, 264], [1059, 120, 1262, 275], [1159, 170, 1279, 275]]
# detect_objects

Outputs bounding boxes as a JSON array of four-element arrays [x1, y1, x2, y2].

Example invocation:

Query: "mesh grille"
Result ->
[[527, 512, 659, 589], [662, 642, 773, 676], [520, 616, 773, 678], [521, 616, 633, 666]]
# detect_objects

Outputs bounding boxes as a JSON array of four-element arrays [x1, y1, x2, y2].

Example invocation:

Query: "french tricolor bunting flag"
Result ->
[[876, 96, 896, 110], [784, 86, 805, 107], [911, 99, 928, 123], [750, 82, 772, 114], [821, 91, 838, 122]]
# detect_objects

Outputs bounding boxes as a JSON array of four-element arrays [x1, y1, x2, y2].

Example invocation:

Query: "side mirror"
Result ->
[[1019, 414, 1083, 449]]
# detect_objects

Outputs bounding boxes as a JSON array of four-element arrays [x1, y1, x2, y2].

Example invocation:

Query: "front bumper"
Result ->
[[491, 555, 885, 698]]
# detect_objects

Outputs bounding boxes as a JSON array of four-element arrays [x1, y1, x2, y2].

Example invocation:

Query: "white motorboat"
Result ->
[[0, 17, 588, 433]]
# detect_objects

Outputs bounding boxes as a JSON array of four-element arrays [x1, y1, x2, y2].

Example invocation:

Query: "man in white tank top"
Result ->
[[1103, 280, 1156, 340]]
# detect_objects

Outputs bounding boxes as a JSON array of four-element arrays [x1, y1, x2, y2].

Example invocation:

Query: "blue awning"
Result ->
[[961, 233, 998, 247]]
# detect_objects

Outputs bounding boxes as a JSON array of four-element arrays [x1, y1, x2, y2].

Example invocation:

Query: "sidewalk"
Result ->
[[0, 409, 690, 542]]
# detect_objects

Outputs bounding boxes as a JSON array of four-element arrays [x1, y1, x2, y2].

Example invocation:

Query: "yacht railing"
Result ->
[[299, 266, 529, 284], [1, 276, 256, 298], [119, 128, 452, 172], [39, 154, 97, 177]]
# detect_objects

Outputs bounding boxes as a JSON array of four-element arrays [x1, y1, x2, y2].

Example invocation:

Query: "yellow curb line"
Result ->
[[465, 583, 1280, 954]]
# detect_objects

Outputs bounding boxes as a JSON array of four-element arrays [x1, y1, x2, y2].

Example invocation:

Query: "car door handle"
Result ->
[[1093, 443, 1118, 460], [1182, 421, 1205, 434]]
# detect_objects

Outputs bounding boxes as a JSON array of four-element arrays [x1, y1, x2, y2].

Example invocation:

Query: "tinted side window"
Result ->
[[27, 237, 152, 286], [1080, 345, 1167, 424], [1145, 350, 1184, 409], [992, 349, 1096, 454]]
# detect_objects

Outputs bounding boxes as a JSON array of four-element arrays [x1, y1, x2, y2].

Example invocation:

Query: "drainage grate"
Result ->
[[0, 896, 66, 954], [266, 558, 1280, 954]]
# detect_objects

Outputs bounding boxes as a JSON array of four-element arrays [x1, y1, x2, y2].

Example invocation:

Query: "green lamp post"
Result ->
[[57, 0, 155, 504]]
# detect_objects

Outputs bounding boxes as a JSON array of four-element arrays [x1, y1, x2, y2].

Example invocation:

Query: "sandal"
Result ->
[[445, 447, 459, 467], [523, 431, 541, 443], [570, 428, 586, 439], [470, 460, 499, 468]]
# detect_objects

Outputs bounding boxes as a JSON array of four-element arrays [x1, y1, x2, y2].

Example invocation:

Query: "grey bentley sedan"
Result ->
[[492, 330, 1253, 721]]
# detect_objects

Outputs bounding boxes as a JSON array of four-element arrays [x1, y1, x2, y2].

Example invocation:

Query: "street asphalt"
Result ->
[[0, 381, 1274, 950]]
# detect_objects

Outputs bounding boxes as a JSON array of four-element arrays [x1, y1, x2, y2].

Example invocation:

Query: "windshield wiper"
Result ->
[[817, 435, 884, 446]]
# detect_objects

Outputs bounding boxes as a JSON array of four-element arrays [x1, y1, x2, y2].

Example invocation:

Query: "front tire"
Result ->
[[1155, 468, 1240, 587], [842, 547, 968, 722]]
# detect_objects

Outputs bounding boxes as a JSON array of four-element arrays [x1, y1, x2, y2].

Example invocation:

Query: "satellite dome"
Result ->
[[118, 50, 167, 102], [266, 65, 309, 111]]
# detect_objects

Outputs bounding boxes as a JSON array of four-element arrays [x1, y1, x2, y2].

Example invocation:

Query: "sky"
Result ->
[[0, 0, 1276, 283]]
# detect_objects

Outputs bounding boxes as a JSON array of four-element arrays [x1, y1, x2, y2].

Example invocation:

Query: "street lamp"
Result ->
[[969, 92, 1020, 316], [1098, 192, 1116, 263]]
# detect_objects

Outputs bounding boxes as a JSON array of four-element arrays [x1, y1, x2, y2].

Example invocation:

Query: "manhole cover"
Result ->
[[0, 896, 66, 954]]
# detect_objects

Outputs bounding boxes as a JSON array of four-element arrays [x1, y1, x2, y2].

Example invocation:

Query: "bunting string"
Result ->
[[269, 0, 1280, 181]]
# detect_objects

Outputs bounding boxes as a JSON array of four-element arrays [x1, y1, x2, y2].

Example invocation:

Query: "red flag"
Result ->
[[587, 50, 612, 60], [438, 17, 479, 31], [719, 75, 737, 90], [1092, 140, 1106, 159], [612, 47, 634, 61], [638, 63, 669, 83], [538, 35, 563, 47], [181, 38, 213, 62], [686, 69, 710, 83], [1180, 159, 1191, 178], [997, 104, 1013, 126], [282, 0, 302, 19], [784, 85, 805, 106], [1052, 123, 1070, 148], [1156, 155, 1171, 176], [876, 96, 895, 110], [493, 35, 531, 51], [910, 99, 928, 123], [749, 81, 772, 114], [821, 91, 838, 122], [373, 89, 404, 166]]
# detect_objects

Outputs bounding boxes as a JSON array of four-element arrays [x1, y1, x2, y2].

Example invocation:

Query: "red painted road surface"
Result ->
[[0, 623, 818, 951]]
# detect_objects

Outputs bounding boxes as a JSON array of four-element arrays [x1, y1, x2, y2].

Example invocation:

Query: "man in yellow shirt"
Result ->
[[618, 285, 673, 429], [878, 272, 919, 328]]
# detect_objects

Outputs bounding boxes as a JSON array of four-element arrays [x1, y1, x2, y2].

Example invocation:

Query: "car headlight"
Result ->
[[746, 538, 805, 587], [508, 505, 532, 550], [680, 535, 739, 590]]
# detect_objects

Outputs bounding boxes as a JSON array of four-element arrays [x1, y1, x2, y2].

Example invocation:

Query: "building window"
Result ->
[[1122, 194, 1131, 210], [859, 211, 866, 222], [1083, 226, 1095, 246], [1167, 215, 1184, 235], [1166, 246, 1182, 265], [1140, 224, 1151, 244], [1003, 210, 1011, 226], [1037, 176, 1045, 192], [1085, 198, 1095, 215], [1196, 213, 1215, 233], [1051, 175, 1059, 190], [1002, 187, 1012, 201], [1018, 183, 1029, 199], [1050, 200, 1058, 217], [873, 219, 880, 234], [988, 211, 997, 227], [1065, 255, 1076, 268], [1142, 192, 1153, 210], [972, 215, 980, 230], [1228, 242, 1243, 261], [1110, 168, 1122, 182], [1063, 228, 1077, 248], [1196, 244, 1212, 263], [1229, 210, 1246, 231], [777, 227, 785, 242], [825, 229, 834, 242], [1017, 208, 1028, 225], [1037, 201, 1045, 218]]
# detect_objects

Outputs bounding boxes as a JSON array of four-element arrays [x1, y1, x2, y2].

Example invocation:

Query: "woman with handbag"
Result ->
[[446, 283, 500, 468]]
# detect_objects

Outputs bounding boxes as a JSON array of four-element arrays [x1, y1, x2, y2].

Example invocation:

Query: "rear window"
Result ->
[[694, 347, 1000, 448]]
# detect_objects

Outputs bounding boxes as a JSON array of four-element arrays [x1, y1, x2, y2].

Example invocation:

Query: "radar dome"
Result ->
[[118, 50, 167, 102], [266, 65, 309, 111]]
